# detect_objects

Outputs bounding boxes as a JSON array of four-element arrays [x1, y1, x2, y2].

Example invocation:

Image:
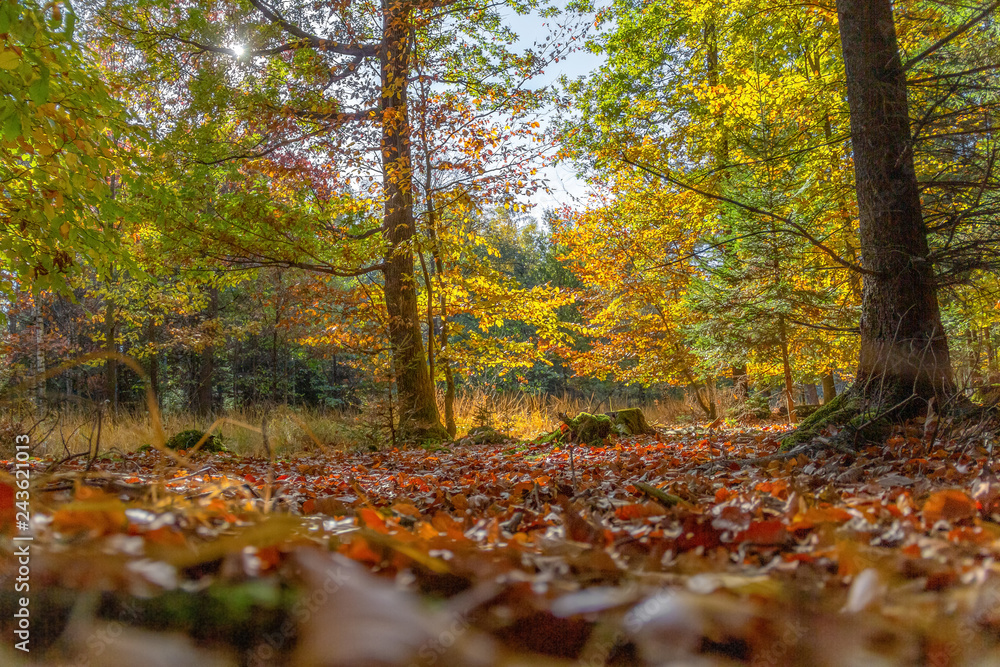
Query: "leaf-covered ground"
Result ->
[[5, 421, 1000, 666]]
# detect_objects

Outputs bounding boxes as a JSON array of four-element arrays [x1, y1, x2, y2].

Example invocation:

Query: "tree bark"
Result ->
[[33, 299, 44, 413], [778, 314, 796, 422], [379, 0, 446, 439], [822, 371, 837, 403], [836, 0, 953, 401], [197, 286, 217, 416], [706, 18, 748, 408], [147, 318, 160, 409], [427, 200, 457, 437], [105, 298, 118, 412]]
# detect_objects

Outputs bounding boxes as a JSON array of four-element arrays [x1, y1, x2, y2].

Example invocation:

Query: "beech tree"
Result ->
[[791, 0, 957, 441], [95, 0, 571, 439]]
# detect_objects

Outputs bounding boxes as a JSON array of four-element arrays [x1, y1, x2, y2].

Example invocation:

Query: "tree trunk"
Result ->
[[427, 203, 457, 438], [986, 326, 996, 374], [731, 364, 748, 403], [33, 299, 44, 413], [836, 0, 953, 403], [147, 318, 160, 409], [105, 299, 118, 412], [706, 18, 748, 409], [822, 371, 837, 403], [197, 286, 217, 416], [778, 315, 796, 422], [379, 0, 446, 440]]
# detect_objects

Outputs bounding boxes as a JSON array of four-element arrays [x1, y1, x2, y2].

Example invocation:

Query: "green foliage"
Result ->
[[0, 0, 131, 298], [165, 429, 227, 452]]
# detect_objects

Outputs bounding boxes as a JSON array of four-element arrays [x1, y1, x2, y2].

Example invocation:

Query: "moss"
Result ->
[[165, 429, 227, 453], [466, 425, 506, 445], [609, 408, 654, 436], [399, 422, 451, 448], [780, 392, 861, 449], [564, 412, 614, 447], [781, 388, 902, 450], [795, 404, 823, 420]]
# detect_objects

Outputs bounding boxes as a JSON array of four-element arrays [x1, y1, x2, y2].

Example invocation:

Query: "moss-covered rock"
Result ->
[[556, 408, 654, 446], [165, 429, 227, 453], [564, 412, 614, 446], [608, 407, 655, 436], [466, 425, 507, 445]]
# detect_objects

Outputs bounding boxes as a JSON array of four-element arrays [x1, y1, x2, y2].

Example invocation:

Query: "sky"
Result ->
[[503, 4, 608, 215]]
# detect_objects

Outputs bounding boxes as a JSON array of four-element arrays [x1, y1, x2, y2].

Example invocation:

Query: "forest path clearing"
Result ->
[[4, 422, 1000, 665]]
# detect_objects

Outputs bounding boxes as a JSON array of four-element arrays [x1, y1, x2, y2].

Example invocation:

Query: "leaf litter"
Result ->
[[4, 420, 1000, 665]]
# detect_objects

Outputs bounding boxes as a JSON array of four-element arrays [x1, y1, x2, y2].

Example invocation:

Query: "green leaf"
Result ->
[[28, 75, 49, 103], [0, 50, 20, 69], [2, 111, 21, 141]]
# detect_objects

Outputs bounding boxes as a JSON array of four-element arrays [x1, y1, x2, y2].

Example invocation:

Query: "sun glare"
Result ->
[[232, 45, 245, 57]]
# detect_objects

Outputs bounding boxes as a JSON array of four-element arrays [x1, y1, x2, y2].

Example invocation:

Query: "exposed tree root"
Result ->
[[779, 384, 922, 450]]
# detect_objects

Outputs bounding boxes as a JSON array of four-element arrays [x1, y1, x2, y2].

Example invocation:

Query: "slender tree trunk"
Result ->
[[986, 326, 995, 375], [379, 0, 445, 439], [418, 251, 435, 382], [147, 318, 160, 409], [778, 315, 796, 422], [683, 368, 717, 420], [805, 383, 819, 405], [706, 18, 748, 407], [822, 371, 837, 403], [968, 328, 983, 387], [105, 299, 118, 413], [33, 299, 44, 413], [836, 0, 953, 401], [197, 286, 217, 416], [427, 208, 457, 438]]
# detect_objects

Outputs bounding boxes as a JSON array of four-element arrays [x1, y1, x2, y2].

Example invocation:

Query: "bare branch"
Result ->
[[247, 0, 379, 57]]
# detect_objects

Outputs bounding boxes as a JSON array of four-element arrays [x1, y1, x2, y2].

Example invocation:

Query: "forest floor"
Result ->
[[4, 418, 1000, 666]]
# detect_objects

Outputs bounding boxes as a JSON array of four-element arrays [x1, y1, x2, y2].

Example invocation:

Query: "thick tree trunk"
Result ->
[[380, 0, 446, 440], [836, 0, 953, 401]]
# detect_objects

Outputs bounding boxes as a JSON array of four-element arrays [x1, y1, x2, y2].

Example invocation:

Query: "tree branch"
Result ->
[[247, 0, 379, 57], [619, 157, 878, 277], [901, 0, 1000, 73]]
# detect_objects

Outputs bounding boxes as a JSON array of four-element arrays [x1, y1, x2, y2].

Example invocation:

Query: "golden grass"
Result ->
[[8, 386, 736, 458], [13, 405, 354, 459], [445, 387, 728, 440]]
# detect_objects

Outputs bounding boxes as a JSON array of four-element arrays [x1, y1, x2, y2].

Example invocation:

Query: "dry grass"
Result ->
[[446, 387, 729, 440], [12, 406, 355, 459], [6, 386, 736, 458]]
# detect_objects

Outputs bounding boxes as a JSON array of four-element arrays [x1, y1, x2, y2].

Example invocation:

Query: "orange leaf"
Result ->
[[358, 508, 388, 533], [923, 489, 977, 525], [788, 506, 853, 531], [615, 502, 666, 520]]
